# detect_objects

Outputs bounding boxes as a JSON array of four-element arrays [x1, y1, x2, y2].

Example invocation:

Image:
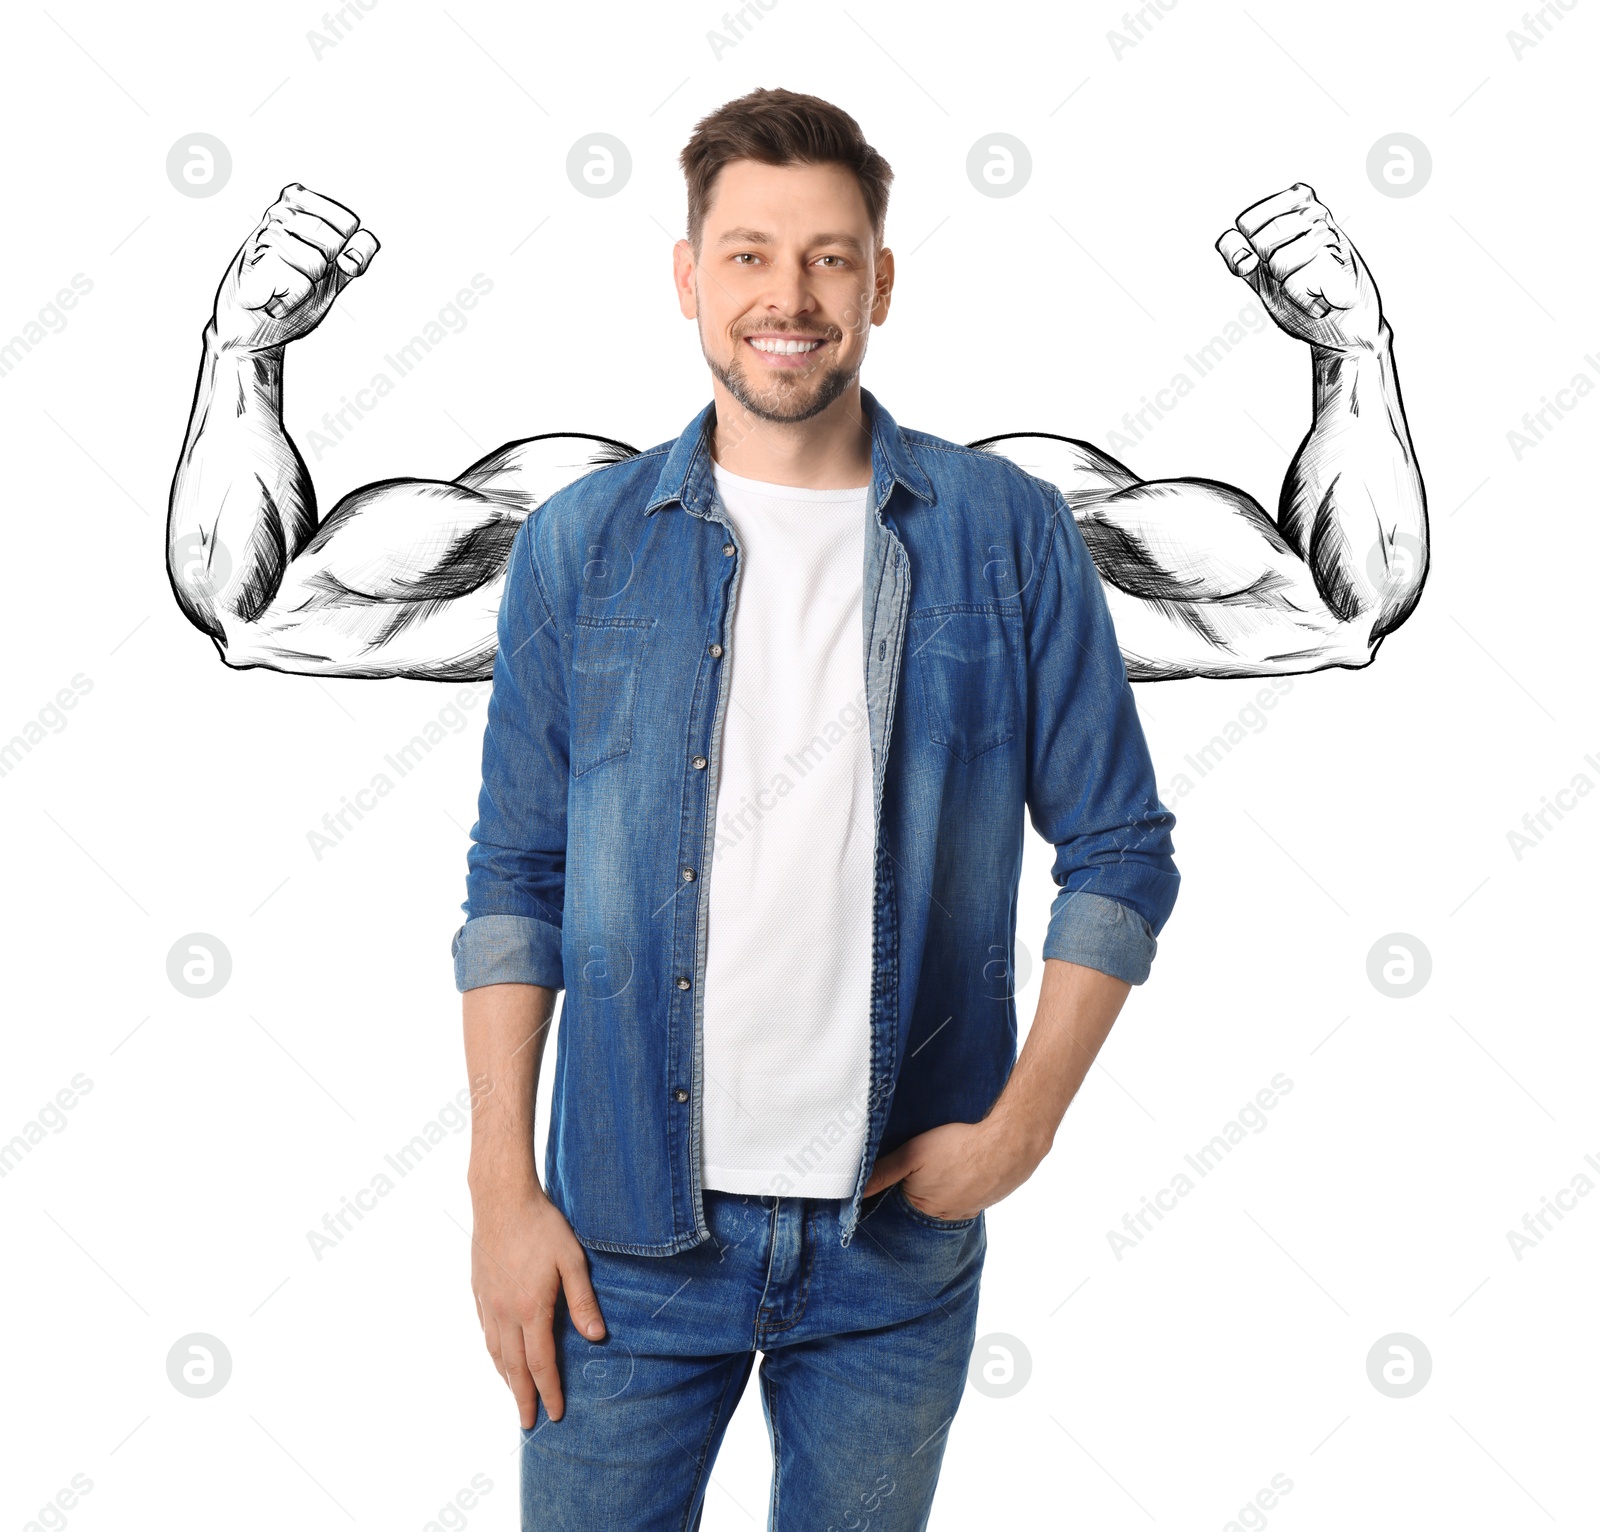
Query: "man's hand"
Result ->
[[863, 1118, 1046, 1224], [1216, 182, 1382, 352], [866, 961, 1133, 1222], [469, 1184, 607, 1429], [210, 182, 379, 353]]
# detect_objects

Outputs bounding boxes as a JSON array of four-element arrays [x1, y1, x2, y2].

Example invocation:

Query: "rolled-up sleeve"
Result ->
[[1024, 486, 1179, 985], [452, 512, 568, 993]]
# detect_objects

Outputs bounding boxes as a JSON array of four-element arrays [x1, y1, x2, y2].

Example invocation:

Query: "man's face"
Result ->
[[674, 159, 892, 424]]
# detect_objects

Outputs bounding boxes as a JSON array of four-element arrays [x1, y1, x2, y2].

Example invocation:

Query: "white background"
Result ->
[[2, 1, 1596, 1527]]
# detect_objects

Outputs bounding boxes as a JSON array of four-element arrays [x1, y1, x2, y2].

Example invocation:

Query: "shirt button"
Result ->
[[723, 542, 735, 556], [676, 975, 691, 990], [692, 754, 708, 769], [682, 868, 696, 882], [673, 1088, 689, 1102], [708, 643, 723, 657]]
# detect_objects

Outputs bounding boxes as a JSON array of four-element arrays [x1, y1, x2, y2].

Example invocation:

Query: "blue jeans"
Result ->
[[521, 1185, 987, 1530]]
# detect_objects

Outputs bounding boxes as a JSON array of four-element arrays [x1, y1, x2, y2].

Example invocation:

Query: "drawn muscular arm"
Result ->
[[166, 183, 628, 680], [979, 183, 1427, 680]]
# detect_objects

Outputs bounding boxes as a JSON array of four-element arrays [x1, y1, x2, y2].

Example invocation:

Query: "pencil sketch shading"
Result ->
[[168, 181, 1427, 683]]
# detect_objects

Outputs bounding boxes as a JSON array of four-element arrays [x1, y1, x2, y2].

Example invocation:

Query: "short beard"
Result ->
[[703, 339, 859, 425]]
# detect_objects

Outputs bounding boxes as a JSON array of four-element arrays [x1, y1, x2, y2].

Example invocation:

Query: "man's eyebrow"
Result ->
[[713, 226, 775, 246], [713, 227, 866, 256], [810, 232, 866, 256]]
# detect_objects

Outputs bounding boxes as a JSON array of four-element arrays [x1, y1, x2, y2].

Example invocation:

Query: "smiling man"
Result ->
[[450, 89, 1180, 1530]]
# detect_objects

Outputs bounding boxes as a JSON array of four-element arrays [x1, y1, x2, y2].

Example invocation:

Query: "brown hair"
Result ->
[[679, 87, 893, 254]]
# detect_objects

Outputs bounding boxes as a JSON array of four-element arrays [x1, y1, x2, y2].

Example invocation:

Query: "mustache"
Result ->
[[735, 323, 837, 341]]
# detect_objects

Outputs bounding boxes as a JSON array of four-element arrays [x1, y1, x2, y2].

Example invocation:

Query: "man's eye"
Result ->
[[733, 253, 760, 265], [817, 255, 845, 267]]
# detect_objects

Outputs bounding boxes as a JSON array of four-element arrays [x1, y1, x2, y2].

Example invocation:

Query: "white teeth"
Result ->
[[749, 337, 822, 354]]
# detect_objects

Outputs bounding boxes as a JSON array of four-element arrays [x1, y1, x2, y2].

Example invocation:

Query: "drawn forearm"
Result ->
[[1044, 325, 1427, 679], [1279, 322, 1428, 647], [167, 327, 314, 643], [167, 330, 537, 679]]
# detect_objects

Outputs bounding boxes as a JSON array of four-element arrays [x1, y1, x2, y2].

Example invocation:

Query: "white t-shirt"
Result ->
[[699, 462, 875, 1198]]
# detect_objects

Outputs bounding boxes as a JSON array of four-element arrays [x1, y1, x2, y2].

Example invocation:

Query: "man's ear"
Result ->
[[673, 239, 699, 320], [872, 245, 895, 327]]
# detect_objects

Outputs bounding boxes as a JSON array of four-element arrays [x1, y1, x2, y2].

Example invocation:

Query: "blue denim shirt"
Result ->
[[452, 389, 1179, 1254]]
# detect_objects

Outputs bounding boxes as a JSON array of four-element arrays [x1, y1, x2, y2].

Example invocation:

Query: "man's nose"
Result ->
[[757, 265, 816, 316]]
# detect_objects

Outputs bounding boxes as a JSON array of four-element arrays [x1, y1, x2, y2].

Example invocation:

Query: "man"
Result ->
[[165, 85, 1424, 1530], [456, 89, 1179, 1530]]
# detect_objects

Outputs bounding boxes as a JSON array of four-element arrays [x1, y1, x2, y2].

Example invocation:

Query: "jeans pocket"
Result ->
[[571, 616, 652, 777], [892, 1180, 980, 1231], [908, 604, 1020, 763]]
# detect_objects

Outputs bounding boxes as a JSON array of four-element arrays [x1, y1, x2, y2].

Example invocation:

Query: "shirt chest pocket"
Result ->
[[908, 604, 1021, 763], [570, 616, 653, 777]]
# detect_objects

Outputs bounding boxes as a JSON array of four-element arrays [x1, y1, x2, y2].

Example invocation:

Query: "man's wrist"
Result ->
[[467, 1157, 544, 1203], [978, 1101, 1055, 1177]]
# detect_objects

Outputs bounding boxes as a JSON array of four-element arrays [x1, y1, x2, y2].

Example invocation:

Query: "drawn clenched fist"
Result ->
[[1216, 183, 1382, 352], [211, 183, 380, 352]]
